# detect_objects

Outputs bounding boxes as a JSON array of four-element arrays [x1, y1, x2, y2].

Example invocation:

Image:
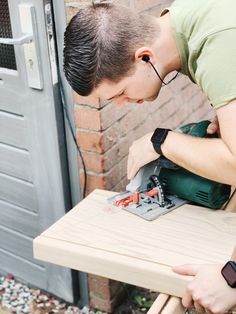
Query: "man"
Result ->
[[63, 1, 236, 313]]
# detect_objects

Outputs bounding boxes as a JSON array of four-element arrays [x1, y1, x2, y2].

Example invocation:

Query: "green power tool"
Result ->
[[108, 120, 231, 221], [159, 120, 231, 209]]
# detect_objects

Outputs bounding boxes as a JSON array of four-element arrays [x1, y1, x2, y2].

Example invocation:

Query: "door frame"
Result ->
[[51, 0, 89, 306]]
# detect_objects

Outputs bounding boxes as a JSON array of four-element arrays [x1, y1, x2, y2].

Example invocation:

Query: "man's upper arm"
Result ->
[[217, 98, 236, 157], [195, 28, 236, 110]]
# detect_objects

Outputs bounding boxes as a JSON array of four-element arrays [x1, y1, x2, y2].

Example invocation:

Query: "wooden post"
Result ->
[[147, 294, 169, 314]]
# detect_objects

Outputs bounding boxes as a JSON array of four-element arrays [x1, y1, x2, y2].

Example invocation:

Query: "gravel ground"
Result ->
[[0, 274, 106, 314], [0, 274, 158, 314]]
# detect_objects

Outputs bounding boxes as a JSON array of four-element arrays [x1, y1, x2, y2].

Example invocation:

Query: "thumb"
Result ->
[[207, 117, 218, 134], [172, 264, 201, 276]]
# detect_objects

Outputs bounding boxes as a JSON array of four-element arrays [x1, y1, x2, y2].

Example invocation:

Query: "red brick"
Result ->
[[105, 157, 127, 191], [65, 6, 78, 23], [113, 176, 129, 192], [110, 280, 124, 298], [160, 99, 181, 121], [88, 274, 125, 313], [102, 122, 121, 152], [172, 73, 191, 91], [75, 106, 101, 131], [78, 151, 104, 173], [103, 135, 131, 172], [86, 172, 105, 191], [73, 91, 101, 108], [88, 275, 111, 299], [89, 285, 125, 313], [88, 275, 123, 300], [101, 101, 131, 131], [79, 171, 105, 196], [103, 145, 121, 172], [76, 122, 124, 154], [154, 88, 172, 110], [89, 293, 117, 313], [76, 129, 103, 153], [119, 103, 150, 137]]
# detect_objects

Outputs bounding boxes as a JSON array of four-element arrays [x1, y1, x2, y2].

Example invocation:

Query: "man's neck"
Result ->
[[154, 13, 181, 76]]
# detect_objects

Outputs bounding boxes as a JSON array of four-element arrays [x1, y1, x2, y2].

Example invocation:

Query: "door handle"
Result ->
[[0, 4, 43, 90], [0, 34, 33, 45], [19, 4, 43, 89]]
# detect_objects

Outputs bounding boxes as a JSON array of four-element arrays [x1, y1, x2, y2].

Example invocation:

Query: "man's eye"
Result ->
[[118, 91, 125, 97], [107, 91, 125, 101]]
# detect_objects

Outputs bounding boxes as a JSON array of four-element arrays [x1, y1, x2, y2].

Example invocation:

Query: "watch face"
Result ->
[[222, 262, 236, 287]]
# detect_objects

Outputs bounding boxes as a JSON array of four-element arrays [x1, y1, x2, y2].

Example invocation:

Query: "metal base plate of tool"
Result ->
[[107, 162, 188, 221], [108, 191, 187, 221]]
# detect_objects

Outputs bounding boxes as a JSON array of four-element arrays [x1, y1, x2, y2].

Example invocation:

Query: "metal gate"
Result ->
[[0, 0, 82, 303]]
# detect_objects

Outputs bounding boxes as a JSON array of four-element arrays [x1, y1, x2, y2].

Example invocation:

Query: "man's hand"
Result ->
[[207, 116, 220, 135], [173, 264, 236, 314], [127, 132, 160, 180]]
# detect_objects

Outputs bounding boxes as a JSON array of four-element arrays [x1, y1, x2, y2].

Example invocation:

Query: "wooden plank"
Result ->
[[0, 143, 32, 182], [0, 111, 28, 149], [161, 297, 184, 314], [0, 200, 39, 237], [0, 173, 39, 212], [147, 294, 169, 314], [33, 189, 236, 298], [147, 295, 184, 314], [34, 236, 191, 297]]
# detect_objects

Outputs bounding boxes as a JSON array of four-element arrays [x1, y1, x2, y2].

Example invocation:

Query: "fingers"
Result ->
[[182, 290, 194, 308], [127, 132, 159, 180], [127, 167, 138, 181], [127, 152, 138, 180], [194, 301, 205, 314], [172, 264, 201, 276], [207, 117, 219, 134]]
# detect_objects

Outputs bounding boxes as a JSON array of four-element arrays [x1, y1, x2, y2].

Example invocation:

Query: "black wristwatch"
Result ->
[[221, 261, 236, 288], [151, 128, 171, 156]]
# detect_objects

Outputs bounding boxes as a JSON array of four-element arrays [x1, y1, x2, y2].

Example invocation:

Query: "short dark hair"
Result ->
[[63, 3, 158, 96]]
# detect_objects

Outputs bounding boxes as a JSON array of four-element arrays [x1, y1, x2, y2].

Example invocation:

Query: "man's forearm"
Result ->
[[231, 246, 236, 262], [162, 131, 236, 187]]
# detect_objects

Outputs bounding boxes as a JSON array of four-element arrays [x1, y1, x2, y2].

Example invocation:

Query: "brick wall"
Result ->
[[64, 0, 214, 312]]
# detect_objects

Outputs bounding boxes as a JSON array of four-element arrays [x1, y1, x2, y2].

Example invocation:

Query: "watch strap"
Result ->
[[221, 261, 236, 288], [151, 128, 171, 155]]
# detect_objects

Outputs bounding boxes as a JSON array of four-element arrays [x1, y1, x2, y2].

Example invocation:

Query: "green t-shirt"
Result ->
[[162, 0, 236, 109]]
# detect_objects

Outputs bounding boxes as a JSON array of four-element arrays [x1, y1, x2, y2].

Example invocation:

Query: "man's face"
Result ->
[[93, 62, 162, 106]]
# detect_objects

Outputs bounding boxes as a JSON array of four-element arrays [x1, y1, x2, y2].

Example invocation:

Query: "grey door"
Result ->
[[0, 0, 76, 302]]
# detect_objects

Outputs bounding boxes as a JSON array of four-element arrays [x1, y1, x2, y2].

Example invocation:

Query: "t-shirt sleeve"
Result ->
[[195, 28, 236, 109]]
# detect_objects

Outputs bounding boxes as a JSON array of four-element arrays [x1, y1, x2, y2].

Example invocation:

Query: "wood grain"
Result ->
[[147, 294, 184, 314], [33, 189, 236, 298], [146, 294, 169, 314], [161, 297, 184, 314]]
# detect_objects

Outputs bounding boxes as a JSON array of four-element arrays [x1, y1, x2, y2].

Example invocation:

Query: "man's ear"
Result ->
[[134, 47, 157, 64]]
